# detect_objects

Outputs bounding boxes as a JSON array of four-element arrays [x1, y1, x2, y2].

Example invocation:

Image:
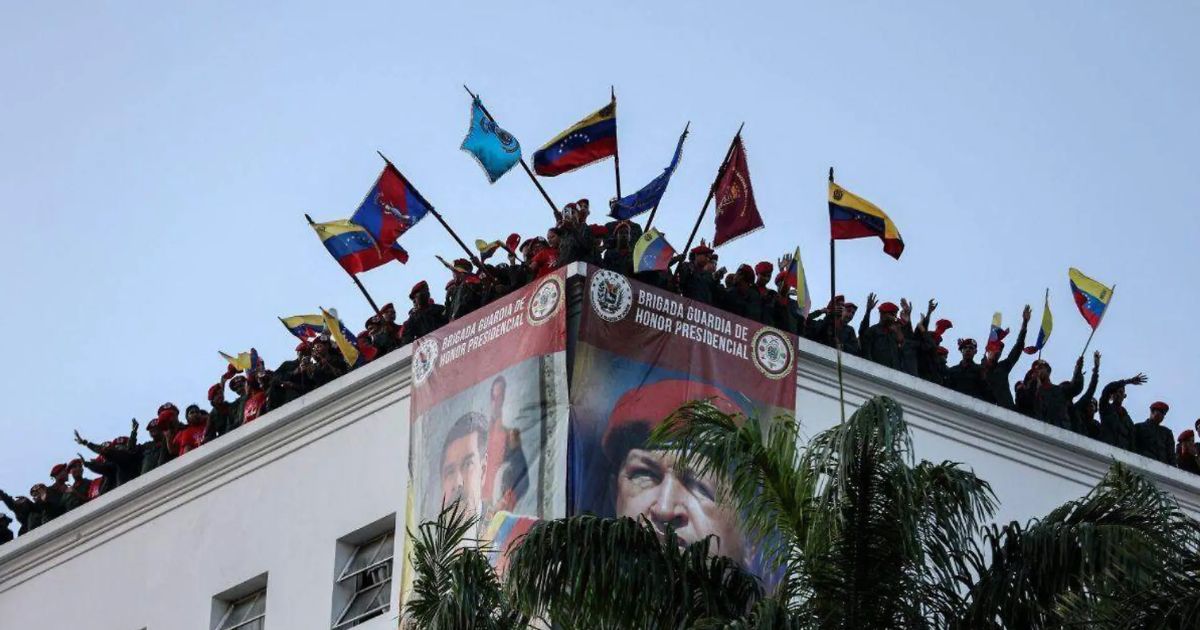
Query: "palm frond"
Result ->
[[504, 514, 763, 629]]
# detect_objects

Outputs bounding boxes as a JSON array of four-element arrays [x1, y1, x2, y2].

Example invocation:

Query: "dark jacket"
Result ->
[[1133, 421, 1176, 465], [1033, 365, 1084, 429], [860, 321, 906, 370], [982, 325, 1028, 410], [1098, 382, 1136, 451], [401, 303, 448, 344]]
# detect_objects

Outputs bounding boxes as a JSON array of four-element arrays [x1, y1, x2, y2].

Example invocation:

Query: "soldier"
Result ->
[[1098, 372, 1147, 451], [0, 490, 35, 535], [915, 313, 953, 386], [366, 303, 402, 356], [600, 220, 635, 276], [947, 338, 988, 401], [167, 404, 209, 457], [400, 281, 448, 345], [721, 265, 763, 322], [140, 417, 175, 474], [1028, 357, 1085, 430], [1177, 430, 1200, 475], [62, 458, 92, 511], [1133, 401, 1175, 465], [75, 420, 141, 487], [981, 305, 1031, 410], [0, 513, 12, 544], [527, 234, 559, 281], [48, 463, 71, 511], [444, 258, 484, 321], [805, 296, 860, 354], [553, 203, 592, 266], [208, 370, 247, 441], [859, 299, 907, 370], [676, 241, 720, 305], [1071, 352, 1103, 438], [242, 370, 270, 425], [30, 482, 65, 527], [771, 271, 800, 334], [753, 262, 776, 327]]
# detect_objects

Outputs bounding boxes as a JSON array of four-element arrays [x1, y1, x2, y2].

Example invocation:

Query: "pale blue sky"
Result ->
[[2, 2, 1197, 495]]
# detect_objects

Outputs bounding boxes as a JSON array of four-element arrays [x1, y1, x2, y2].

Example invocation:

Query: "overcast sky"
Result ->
[[2, 2, 1197, 497]]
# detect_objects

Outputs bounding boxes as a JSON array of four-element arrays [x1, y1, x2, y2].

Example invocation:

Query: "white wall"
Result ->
[[2, 268, 1197, 630]]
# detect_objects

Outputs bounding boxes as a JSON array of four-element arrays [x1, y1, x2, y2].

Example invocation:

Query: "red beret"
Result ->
[[774, 271, 788, 284], [207, 383, 224, 401], [410, 280, 429, 298], [50, 463, 67, 477], [295, 341, 311, 353], [879, 302, 899, 313], [689, 243, 714, 257], [843, 302, 857, 311], [934, 319, 954, 336], [936, 347, 949, 356], [452, 258, 473, 273], [381, 302, 396, 314], [505, 233, 521, 251], [158, 402, 178, 414], [69, 458, 83, 468], [112, 436, 130, 446], [1151, 401, 1169, 412], [754, 261, 774, 275], [147, 418, 161, 430], [1180, 429, 1195, 442], [601, 379, 739, 464]]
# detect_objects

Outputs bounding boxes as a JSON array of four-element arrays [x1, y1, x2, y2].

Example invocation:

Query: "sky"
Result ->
[[1, 2, 1197, 496]]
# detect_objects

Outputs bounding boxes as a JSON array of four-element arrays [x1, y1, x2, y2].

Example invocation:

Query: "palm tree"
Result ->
[[405, 396, 1200, 629]]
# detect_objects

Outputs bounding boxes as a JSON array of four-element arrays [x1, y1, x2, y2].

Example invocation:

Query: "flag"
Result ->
[[785, 246, 812, 317], [632, 228, 676, 274], [218, 351, 251, 372], [248, 348, 265, 373], [350, 160, 432, 250], [475, 239, 503, 260], [828, 181, 905, 259], [532, 101, 617, 176], [461, 97, 522, 183], [321, 307, 361, 367], [986, 313, 1009, 355], [610, 126, 687, 220], [484, 511, 539, 575], [712, 136, 764, 247], [1024, 291, 1053, 355], [310, 219, 407, 274], [1068, 267, 1114, 330], [279, 314, 327, 342]]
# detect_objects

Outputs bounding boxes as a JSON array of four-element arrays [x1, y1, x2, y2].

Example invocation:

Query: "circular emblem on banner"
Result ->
[[589, 270, 633, 322], [751, 327, 794, 380], [527, 274, 564, 326], [411, 337, 439, 385]]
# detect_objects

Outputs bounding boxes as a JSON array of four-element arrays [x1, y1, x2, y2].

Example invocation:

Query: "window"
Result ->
[[212, 573, 268, 630], [332, 530, 395, 629]]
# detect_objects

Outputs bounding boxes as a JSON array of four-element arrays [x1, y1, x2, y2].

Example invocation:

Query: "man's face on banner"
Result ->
[[613, 447, 746, 564], [439, 413, 487, 517]]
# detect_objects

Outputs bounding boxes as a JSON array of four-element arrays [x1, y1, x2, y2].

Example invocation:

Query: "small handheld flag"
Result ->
[[986, 312, 1009, 355], [828, 181, 905, 259], [784, 246, 812, 317], [310, 219, 407, 274], [532, 101, 617, 177], [1024, 290, 1053, 355], [218, 351, 252, 372], [321, 308, 360, 367], [279, 315, 327, 342], [461, 96, 522, 183], [1068, 267, 1113, 330], [351, 160, 432, 250], [632, 228, 676, 274], [712, 136, 764, 247], [248, 348, 265, 374], [475, 239, 503, 260], [610, 126, 688, 220]]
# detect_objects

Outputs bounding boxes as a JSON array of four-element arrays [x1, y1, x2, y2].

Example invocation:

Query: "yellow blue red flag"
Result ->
[[279, 314, 326, 341], [632, 228, 676, 274], [532, 100, 617, 176], [1024, 290, 1053, 355], [828, 181, 904, 259], [321, 308, 360, 367], [1068, 268, 1114, 330], [218, 351, 251, 372]]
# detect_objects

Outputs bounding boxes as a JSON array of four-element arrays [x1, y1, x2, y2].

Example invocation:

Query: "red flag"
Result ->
[[712, 136, 764, 247]]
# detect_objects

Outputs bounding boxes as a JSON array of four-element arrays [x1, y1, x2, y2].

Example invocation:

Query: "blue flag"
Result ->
[[609, 126, 688, 220], [460, 97, 522, 183]]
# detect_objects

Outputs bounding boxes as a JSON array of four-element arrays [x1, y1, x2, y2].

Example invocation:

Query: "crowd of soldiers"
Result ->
[[2, 198, 1197, 544]]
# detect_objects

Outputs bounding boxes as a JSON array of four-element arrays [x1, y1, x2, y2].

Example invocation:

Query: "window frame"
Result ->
[[332, 530, 395, 630], [215, 588, 267, 630]]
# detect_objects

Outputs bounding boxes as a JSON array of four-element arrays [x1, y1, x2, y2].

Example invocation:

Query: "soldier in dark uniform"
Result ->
[[366, 303, 402, 356], [1028, 358, 1084, 429], [1098, 372, 1147, 451], [139, 416, 175, 475], [62, 458, 92, 511], [445, 258, 484, 321], [401, 280, 449, 345], [0, 513, 12, 544], [947, 338, 988, 401], [552, 202, 593, 266], [805, 296, 860, 354], [770, 271, 800, 334], [721, 265, 763, 322], [1177, 430, 1200, 474], [915, 314, 953, 386], [30, 482, 65, 527], [676, 241, 720, 305], [0, 490, 37, 535], [600, 220, 636, 276], [75, 420, 141, 487], [1134, 401, 1176, 465], [980, 305, 1031, 410], [1071, 352, 1102, 438], [859, 300, 906, 370], [753, 262, 776, 327]]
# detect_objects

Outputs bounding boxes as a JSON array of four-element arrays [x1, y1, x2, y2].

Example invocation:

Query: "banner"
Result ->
[[569, 267, 797, 589], [402, 269, 570, 596]]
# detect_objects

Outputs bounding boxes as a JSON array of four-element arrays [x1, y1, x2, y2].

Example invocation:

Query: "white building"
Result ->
[[2, 265, 1197, 630]]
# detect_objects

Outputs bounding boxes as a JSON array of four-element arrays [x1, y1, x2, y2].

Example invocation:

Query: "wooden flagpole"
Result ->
[[679, 122, 744, 259], [305, 213, 381, 315], [462, 85, 561, 221]]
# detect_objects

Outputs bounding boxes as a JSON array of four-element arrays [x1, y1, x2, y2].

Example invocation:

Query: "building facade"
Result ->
[[2, 264, 1197, 630]]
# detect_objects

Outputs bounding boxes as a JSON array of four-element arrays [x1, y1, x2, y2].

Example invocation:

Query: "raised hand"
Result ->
[[131, 418, 139, 432], [1022, 304, 1032, 323], [865, 292, 878, 312], [927, 298, 938, 315], [74, 430, 85, 445], [1093, 351, 1101, 370], [1129, 373, 1148, 386]]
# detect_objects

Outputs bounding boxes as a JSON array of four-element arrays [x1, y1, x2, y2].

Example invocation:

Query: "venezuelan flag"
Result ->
[[532, 101, 617, 177], [279, 314, 326, 341], [1068, 268, 1113, 330], [632, 228, 676, 274], [218, 351, 252, 372], [321, 308, 360, 367], [475, 238, 503, 261], [311, 219, 407, 275], [828, 182, 904, 259], [787, 246, 812, 317], [1025, 291, 1053, 354], [986, 312, 1009, 355]]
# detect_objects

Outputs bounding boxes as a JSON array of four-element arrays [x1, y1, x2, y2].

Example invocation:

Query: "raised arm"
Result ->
[[1001, 305, 1032, 371], [858, 292, 877, 340], [1080, 351, 1101, 402]]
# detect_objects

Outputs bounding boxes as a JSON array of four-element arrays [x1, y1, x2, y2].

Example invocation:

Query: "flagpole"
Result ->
[[1080, 283, 1115, 356], [611, 86, 622, 200], [376, 151, 484, 270], [462, 85, 561, 221], [305, 213, 381, 315], [645, 121, 689, 232], [679, 122, 743, 259], [828, 166, 847, 423]]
